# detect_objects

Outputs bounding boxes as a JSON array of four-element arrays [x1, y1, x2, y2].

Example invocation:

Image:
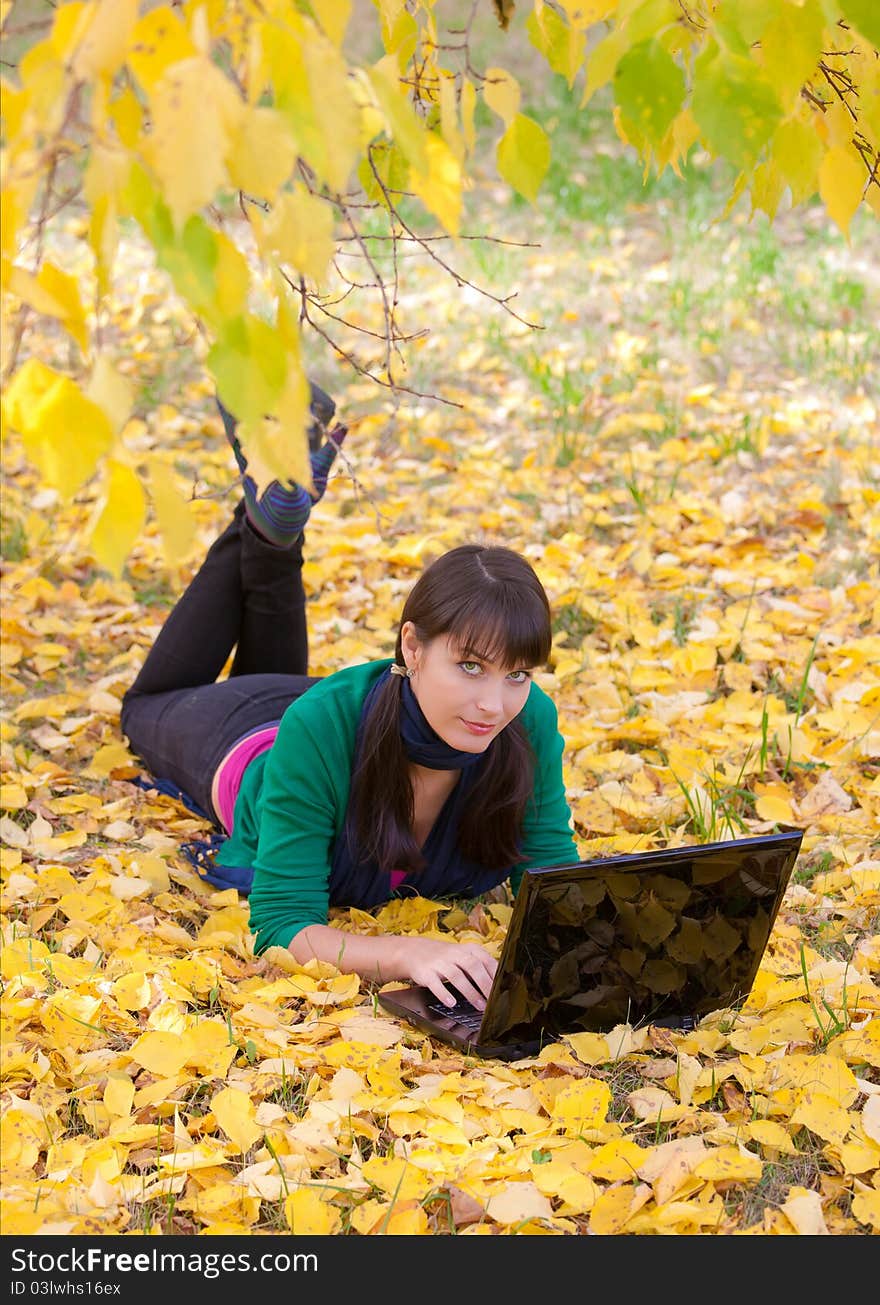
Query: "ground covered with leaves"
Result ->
[[3, 107, 880, 1234]]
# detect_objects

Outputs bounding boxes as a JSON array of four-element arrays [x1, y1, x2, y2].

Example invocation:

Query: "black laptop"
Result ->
[[378, 830, 804, 1061]]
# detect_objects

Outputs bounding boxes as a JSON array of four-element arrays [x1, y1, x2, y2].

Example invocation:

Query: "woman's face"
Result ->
[[400, 623, 533, 754]]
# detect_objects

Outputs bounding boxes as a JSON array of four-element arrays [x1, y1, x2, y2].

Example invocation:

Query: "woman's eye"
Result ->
[[508, 670, 531, 684], [460, 661, 481, 675]]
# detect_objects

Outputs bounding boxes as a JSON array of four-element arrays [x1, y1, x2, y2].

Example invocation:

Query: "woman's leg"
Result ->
[[121, 496, 316, 816], [121, 381, 346, 815], [121, 673, 319, 821], [230, 513, 309, 677], [217, 389, 348, 550], [129, 376, 346, 696]]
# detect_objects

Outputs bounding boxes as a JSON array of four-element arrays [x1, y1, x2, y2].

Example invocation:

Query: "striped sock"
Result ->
[[217, 397, 347, 548]]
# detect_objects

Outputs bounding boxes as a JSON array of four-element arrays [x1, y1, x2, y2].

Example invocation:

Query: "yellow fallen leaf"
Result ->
[[485, 1181, 554, 1226], [790, 1090, 852, 1145], [564, 1031, 611, 1065], [851, 1188, 880, 1232], [694, 1146, 763, 1183], [211, 1087, 263, 1155], [109, 976, 150, 1012], [0, 783, 28, 810], [549, 1079, 611, 1131], [82, 741, 133, 779], [103, 1074, 134, 1119], [780, 1186, 829, 1235], [128, 1030, 192, 1076], [373, 1201, 430, 1234], [862, 1095, 880, 1146], [283, 1186, 343, 1234], [745, 1120, 797, 1155], [588, 1182, 653, 1234], [626, 1086, 690, 1123], [754, 793, 795, 823], [359, 1156, 434, 1202]]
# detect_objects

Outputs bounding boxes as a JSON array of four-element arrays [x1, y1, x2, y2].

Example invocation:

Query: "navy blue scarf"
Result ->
[[397, 674, 486, 770]]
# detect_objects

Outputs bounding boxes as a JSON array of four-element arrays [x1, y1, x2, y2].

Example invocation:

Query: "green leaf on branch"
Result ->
[[839, 0, 880, 49], [772, 117, 823, 205], [207, 315, 288, 436], [527, 7, 586, 88], [759, 0, 825, 112], [710, 0, 778, 53], [692, 49, 783, 169], [614, 39, 686, 148]]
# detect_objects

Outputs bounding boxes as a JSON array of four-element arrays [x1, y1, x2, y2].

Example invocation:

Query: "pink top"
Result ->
[[213, 725, 279, 833], [213, 725, 409, 892]]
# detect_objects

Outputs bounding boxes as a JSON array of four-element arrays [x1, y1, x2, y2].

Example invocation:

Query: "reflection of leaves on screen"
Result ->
[[606, 872, 642, 900], [492, 974, 544, 1030], [634, 896, 677, 947], [702, 913, 743, 963], [667, 917, 704, 964], [550, 949, 581, 993], [547, 880, 606, 925], [748, 907, 772, 952], [619, 947, 646, 979], [642, 958, 686, 994], [693, 854, 737, 885], [649, 874, 692, 910]]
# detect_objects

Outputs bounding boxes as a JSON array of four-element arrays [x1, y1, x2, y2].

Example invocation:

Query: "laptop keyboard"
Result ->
[[427, 1000, 484, 1030]]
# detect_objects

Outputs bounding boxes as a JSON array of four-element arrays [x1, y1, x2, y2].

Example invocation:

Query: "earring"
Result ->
[[390, 664, 414, 679]]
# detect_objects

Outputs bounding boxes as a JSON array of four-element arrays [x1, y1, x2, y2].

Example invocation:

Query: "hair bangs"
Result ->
[[446, 585, 551, 671]]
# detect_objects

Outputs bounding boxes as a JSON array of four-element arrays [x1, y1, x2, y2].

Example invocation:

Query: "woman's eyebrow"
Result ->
[[457, 645, 531, 672]]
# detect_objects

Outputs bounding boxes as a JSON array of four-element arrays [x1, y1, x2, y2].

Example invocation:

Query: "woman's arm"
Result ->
[[289, 924, 497, 1009], [517, 684, 578, 873]]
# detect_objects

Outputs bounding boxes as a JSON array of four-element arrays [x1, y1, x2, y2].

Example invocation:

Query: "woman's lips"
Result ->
[[461, 719, 496, 735]]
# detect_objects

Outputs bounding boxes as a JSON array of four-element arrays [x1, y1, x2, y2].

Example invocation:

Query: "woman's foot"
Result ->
[[217, 384, 347, 548]]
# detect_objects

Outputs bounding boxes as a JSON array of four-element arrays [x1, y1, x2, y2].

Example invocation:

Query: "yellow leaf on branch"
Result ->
[[483, 66, 520, 126], [86, 355, 133, 433], [71, 0, 139, 82], [147, 457, 197, 568], [409, 133, 463, 236], [310, 0, 353, 48], [225, 106, 299, 203], [497, 113, 551, 204], [4, 363, 113, 500], [89, 459, 146, 579], [142, 56, 241, 230], [819, 145, 866, 240], [367, 60, 428, 173], [5, 262, 88, 351], [126, 5, 198, 93], [256, 186, 336, 285]]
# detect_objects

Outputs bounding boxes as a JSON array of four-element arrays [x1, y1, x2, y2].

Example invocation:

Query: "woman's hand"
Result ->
[[290, 925, 497, 1008], [393, 936, 497, 1009]]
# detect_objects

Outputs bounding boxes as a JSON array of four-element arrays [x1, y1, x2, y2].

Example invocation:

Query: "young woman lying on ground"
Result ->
[[121, 381, 577, 1010]]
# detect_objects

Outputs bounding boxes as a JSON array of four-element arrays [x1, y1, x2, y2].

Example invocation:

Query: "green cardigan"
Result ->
[[217, 659, 577, 953]]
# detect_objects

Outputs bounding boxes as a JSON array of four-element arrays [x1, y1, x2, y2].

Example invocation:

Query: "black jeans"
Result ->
[[121, 501, 320, 824]]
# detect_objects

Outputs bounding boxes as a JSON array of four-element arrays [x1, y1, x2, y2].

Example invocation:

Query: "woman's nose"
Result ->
[[475, 679, 504, 715]]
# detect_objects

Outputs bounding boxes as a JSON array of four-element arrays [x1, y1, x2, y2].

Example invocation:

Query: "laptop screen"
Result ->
[[479, 833, 802, 1046]]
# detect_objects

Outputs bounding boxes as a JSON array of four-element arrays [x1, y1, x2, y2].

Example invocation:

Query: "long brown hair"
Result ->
[[349, 544, 553, 874]]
